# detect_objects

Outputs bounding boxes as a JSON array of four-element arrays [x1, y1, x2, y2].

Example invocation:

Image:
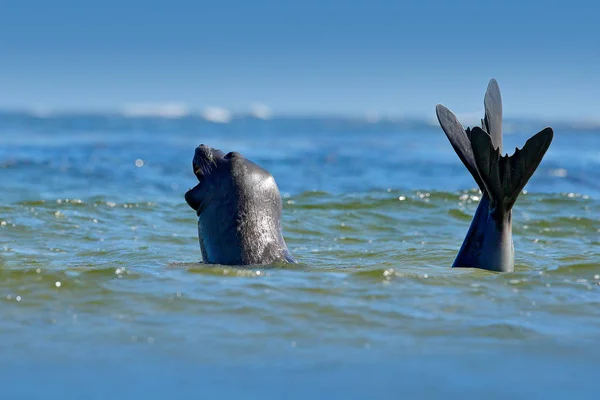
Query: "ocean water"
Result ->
[[1, 114, 599, 398]]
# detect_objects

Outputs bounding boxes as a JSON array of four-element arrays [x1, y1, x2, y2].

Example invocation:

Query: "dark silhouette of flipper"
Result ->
[[436, 78, 505, 193], [471, 126, 554, 213], [435, 78, 554, 272], [481, 79, 503, 153], [436, 104, 486, 192]]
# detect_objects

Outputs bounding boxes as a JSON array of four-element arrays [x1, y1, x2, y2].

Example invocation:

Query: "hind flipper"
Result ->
[[482, 79, 503, 153], [436, 104, 486, 192], [470, 127, 554, 212]]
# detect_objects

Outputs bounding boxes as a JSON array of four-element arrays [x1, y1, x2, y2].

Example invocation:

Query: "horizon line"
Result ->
[[0, 107, 599, 132], [0, 104, 597, 123]]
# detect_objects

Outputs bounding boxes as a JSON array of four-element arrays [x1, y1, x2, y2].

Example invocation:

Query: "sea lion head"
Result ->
[[184, 144, 296, 265], [184, 144, 241, 214]]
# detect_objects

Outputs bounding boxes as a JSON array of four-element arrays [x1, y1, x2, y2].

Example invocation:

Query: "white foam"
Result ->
[[251, 103, 272, 120], [570, 118, 600, 129], [201, 107, 232, 123], [365, 111, 380, 123], [454, 111, 484, 127], [29, 106, 53, 118], [549, 168, 568, 178], [121, 102, 190, 118]]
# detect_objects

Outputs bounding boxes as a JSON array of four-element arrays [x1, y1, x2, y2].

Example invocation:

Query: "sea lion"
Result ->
[[184, 144, 297, 266], [436, 79, 554, 272]]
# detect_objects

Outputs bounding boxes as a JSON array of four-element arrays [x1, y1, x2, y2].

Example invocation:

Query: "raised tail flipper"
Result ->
[[470, 126, 554, 214], [436, 78, 554, 272], [436, 104, 486, 192], [436, 78, 504, 189], [481, 79, 503, 153]]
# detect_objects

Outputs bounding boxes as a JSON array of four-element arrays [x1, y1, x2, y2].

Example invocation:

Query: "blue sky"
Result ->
[[1, 0, 598, 119]]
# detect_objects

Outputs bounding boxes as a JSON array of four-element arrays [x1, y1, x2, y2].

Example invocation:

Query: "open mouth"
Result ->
[[192, 160, 205, 181], [192, 144, 225, 182], [193, 162, 202, 176]]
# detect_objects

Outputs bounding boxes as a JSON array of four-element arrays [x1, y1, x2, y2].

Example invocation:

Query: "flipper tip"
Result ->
[[435, 104, 449, 115]]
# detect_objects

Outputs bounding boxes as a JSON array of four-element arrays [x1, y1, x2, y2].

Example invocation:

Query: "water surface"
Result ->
[[1, 115, 599, 398]]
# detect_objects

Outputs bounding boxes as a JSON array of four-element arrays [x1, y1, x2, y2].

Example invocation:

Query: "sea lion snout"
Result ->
[[193, 145, 224, 180], [194, 144, 213, 162]]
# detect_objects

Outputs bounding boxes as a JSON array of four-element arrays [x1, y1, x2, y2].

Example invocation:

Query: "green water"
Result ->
[[1, 116, 599, 397]]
